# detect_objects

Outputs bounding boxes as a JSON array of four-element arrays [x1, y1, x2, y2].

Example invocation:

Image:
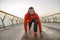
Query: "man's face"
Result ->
[[28, 9, 34, 15]]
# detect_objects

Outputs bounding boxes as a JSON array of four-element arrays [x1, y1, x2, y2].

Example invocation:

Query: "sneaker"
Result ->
[[34, 32, 37, 37]]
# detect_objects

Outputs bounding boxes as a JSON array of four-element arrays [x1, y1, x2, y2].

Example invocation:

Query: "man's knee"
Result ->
[[34, 19, 38, 23], [34, 19, 38, 32]]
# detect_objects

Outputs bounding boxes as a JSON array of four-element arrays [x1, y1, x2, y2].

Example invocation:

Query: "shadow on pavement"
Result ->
[[21, 31, 51, 40]]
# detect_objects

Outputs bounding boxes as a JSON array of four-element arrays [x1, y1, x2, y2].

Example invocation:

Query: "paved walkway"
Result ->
[[42, 23, 60, 29], [0, 24, 60, 40], [0, 24, 24, 40]]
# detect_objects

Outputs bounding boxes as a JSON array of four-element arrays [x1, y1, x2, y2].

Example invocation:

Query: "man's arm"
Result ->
[[24, 15, 27, 32], [37, 15, 42, 32]]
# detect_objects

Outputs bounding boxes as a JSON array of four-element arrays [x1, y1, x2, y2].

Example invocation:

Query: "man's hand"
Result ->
[[39, 30, 42, 34], [25, 30, 27, 33], [24, 31, 28, 37]]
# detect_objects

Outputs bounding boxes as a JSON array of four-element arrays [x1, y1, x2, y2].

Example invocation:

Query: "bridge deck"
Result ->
[[0, 24, 60, 40]]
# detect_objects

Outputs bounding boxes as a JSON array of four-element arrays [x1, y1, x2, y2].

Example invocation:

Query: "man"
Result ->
[[24, 7, 42, 37]]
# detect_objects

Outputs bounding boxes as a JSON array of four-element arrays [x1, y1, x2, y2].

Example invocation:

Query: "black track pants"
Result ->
[[28, 19, 38, 32]]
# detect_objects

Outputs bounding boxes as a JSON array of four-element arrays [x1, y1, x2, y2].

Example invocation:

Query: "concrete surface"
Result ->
[[0, 24, 60, 40], [0, 24, 24, 40], [21, 24, 60, 40], [42, 23, 60, 29]]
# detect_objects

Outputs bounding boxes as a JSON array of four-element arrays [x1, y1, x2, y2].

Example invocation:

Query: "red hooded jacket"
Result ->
[[24, 12, 42, 32]]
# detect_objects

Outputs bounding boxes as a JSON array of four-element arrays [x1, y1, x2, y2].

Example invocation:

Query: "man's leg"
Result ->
[[33, 19, 38, 37], [28, 22, 32, 31]]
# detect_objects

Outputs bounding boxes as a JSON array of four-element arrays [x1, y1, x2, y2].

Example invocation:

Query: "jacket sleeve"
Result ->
[[24, 15, 27, 32], [37, 15, 42, 32]]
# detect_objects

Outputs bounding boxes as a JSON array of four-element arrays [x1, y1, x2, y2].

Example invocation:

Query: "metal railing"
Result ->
[[41, 13, 60, 23], [0, 10, 23, 28]]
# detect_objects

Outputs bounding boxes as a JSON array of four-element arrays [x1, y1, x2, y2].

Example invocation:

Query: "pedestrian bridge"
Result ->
[[0, 10, 60, 40]]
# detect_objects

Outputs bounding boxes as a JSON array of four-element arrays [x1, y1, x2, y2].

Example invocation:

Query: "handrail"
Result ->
[[42, 13, 60, 18], [0, 10, 22, 19], [0, 10, 23, 28], [41, 13, 60, 23]]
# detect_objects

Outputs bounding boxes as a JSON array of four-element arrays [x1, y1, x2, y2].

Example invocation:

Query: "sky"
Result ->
[[0, 0, 60, 18]]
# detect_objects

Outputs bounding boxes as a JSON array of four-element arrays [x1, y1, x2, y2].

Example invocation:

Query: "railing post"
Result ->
[[16, 18, 19, 25], [11, 17, 14, 26], [0, 18, 3, 28], [2, 14, 7, 28]]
